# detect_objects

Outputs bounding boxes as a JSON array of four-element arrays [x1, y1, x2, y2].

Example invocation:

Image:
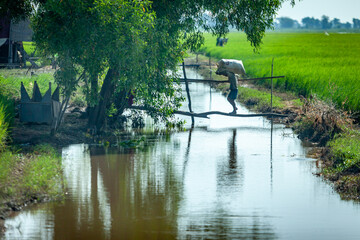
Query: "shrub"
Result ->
[[293, 96, 352, 146]]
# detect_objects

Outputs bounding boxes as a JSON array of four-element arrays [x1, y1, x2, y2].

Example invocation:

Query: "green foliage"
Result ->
[[0, 145, 64, 199], [200, 32, 360, 113], [53, 59, 78, 98], [72, 94, 86, 108], [0, 106, 9, 151], [0, 0, 34, 20], [0, 76, 15, 144], [22, 151, 63, 197], [328, 131, 360, 173], [119, 137, 145, 148], [31, 0, 297, 127], [0, 152, 15, 191]]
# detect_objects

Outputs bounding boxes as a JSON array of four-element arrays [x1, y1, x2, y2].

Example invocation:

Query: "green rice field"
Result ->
[[200, 32, 360, 113]]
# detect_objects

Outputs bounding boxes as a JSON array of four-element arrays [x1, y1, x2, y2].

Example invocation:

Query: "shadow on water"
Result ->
[[4, 68, 360, 240]]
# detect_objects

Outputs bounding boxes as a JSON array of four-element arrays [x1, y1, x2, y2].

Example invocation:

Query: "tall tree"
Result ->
[[32, 0, 297, 132], [301, 17, 321, 29], [0, 0, 33, 20], [331, 18, 341, 29], [353, 18, 360, 29], [277, 17, 295, 28], [343, 22, 352, 29], [321, 15, 331, 29]]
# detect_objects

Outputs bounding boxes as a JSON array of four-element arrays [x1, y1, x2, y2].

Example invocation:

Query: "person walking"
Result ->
[[216, 70, 238, 114], [216, 59, 245, 114], [226, 71, 238, 114]]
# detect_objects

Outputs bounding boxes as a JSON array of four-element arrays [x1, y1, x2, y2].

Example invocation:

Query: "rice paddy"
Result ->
[[200, 32, 360, 113]]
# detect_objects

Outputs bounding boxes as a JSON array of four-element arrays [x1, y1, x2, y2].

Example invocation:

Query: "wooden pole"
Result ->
[[8, 22, 13, 67], [182, 61, 195, 127], [271, 58, 274, 113], [209, 54, 212, 79], [209, 55, 212, 110]]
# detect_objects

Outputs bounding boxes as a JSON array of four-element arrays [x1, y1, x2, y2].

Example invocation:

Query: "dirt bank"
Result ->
[[11, 111, 90, 150]]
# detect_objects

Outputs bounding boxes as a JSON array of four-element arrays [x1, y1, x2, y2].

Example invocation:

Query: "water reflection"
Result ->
[[51, 144, 112, 239], [182, 128, 192, 182], [270, 119, 274, 191], [4, 70, 360, 239], [89, 146, 182, 239]]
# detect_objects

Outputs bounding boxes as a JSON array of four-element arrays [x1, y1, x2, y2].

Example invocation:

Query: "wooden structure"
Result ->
[[0, 17, 36, 68], [20, 81, 61, 125], [177, 57, 287, 126], [127, 56, 288, 127]]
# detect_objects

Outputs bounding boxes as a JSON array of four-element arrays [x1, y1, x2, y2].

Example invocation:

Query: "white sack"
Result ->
[[216, 59, 246, 76]]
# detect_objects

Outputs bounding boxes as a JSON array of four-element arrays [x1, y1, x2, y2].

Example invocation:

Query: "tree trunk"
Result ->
[[88, 68, 116, 132], [90, 74, 98, 104]]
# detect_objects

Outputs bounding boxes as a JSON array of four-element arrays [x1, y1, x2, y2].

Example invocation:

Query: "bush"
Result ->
[[293, 96, 351, 146]]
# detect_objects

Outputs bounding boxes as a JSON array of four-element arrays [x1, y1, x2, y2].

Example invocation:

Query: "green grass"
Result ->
[[237, 87, 285, 111], [0, 106, 9, 151], [0, 72, 63, 201], [200, 32, 360, 113], [0, 151, 15, 192], [0, 75, 15, 146], [23, 42, 37, 56], [21, 144, 64, 197], [328, 130, 360, 173], [0, 72, 55, 99], [0, 144, 64, 200]]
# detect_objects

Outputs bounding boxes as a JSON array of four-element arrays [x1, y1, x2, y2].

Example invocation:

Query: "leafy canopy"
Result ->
[[31, 0, 296, 122]]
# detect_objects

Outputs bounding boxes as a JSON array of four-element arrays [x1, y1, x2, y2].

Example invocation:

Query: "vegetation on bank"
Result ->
[[0, 145, 64, 206], [200, 32, 360, 115], [0, 73, 64, 216], [323, 130, 360, 199]]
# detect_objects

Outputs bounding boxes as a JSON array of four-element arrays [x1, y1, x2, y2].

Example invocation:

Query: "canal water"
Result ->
[[3, 69, 360, 239]]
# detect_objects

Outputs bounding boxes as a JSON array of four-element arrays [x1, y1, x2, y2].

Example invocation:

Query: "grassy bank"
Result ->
[[199, 32, 360, 115], [0, 144, 65, 210], [0, 72, 64, 225], [322, 130, 360, 199]]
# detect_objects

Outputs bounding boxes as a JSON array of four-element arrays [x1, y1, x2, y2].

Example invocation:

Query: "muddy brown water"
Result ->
[[3, 69, 360, 239]]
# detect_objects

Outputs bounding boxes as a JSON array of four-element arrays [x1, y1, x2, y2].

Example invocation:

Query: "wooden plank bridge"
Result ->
[[127, 106, 288, 119], [129, 58, 289, 127]]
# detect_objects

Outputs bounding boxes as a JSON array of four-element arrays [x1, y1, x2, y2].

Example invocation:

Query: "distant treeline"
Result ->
[[275, 16, 360, 30]]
